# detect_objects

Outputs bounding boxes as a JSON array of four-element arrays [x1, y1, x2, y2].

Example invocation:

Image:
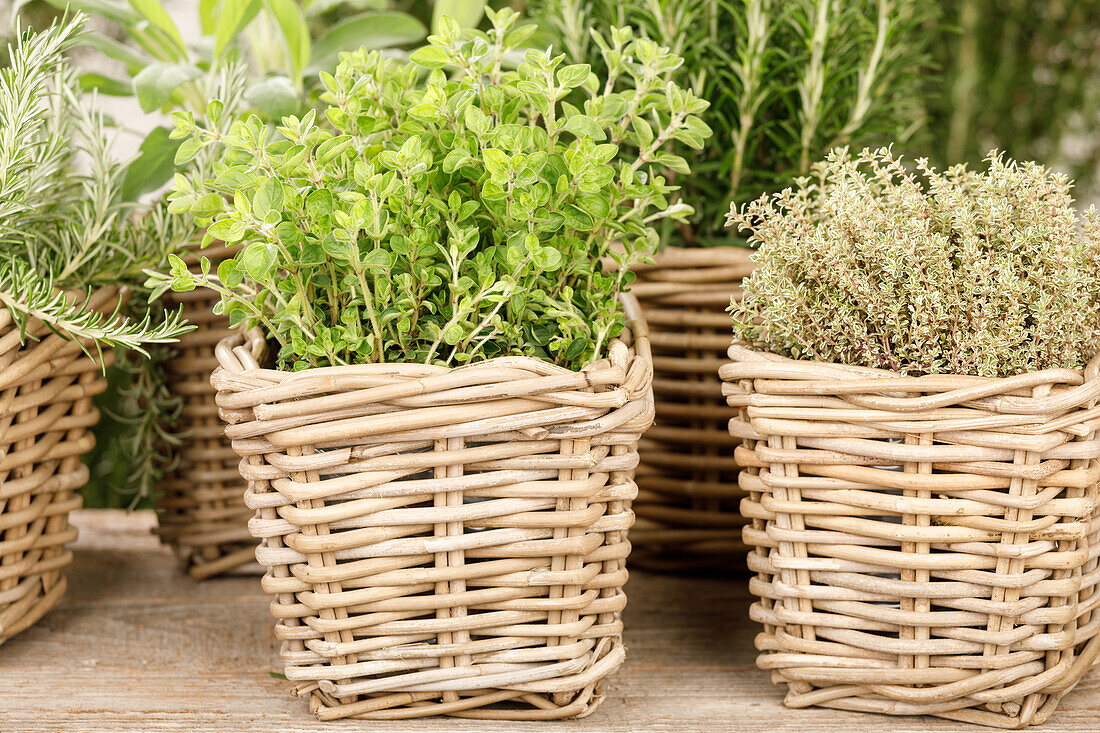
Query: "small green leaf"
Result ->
[[241, 242, 278, 281], [562, 204, 594, 229], [244, 76, 301, 119], [121, 126, 182, 200], [174, 137, 202, 165], [556, 64, 590, 90], [132, 62, 202, 113], [442, 322, 465, 345], [563, 115, 605, 140], [190, 193, 224, 219], [362, 248, 393, 271], [562, 336, 588, 361], [208, 218, 245, 243], [218, 259, 244, 289], [409, 45, 451, 70], [306, 189, 334, 219], [253, 178, 285, 217]]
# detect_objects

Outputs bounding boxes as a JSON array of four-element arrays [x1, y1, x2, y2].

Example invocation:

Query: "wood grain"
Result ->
[[0, 510, 1095, 732]]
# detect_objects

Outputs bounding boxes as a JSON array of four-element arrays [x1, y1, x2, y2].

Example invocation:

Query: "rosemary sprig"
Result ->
[[0, 14, 193, 350], [0, 259, 191, 358], [531, 0, 931, 242]]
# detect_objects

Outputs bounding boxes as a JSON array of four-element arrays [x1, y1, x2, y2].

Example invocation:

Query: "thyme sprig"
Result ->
[[729, 148, 1100, 378]]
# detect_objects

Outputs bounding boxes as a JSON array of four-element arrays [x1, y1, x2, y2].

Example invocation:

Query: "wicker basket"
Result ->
[[629, 246, 755, 571], [0, 286, 118, 643], [155, 245, 258, 579], [210, 295, 653, 720], [721, 344, 1100, 728]]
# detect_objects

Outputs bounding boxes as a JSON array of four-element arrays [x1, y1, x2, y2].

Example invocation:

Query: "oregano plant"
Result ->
[[153, 10, 709, 371]]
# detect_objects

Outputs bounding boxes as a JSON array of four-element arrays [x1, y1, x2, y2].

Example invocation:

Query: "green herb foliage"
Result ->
[[927, 1, 1100, 194], [531, 0, 930, 243], [83, 343, 183, 509], [155, 11, 708, 371], [57, 0, 433, 200], [729, 148, 1100, 378], [0, 14, 191, 354]]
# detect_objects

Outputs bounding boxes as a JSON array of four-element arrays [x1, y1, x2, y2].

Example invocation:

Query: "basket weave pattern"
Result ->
[[721, 344, 1100, 728], [156, 246, 257, 579], [630, 246, 754, 569], [211, 297, 653, 720], [0, 286, 116, 643]]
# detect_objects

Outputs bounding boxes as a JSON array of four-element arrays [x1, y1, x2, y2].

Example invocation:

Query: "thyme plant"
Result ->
[[531, 0, 930, 243], [0, 14, 190, 354], [728, 148, 1100, 378], [154, 11, 708, 371]]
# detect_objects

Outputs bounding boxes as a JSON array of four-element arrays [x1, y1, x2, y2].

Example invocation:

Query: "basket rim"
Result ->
[[208, 294, 654, 442], [212, 293, 650, 387], [721, 342, 1100, 416]]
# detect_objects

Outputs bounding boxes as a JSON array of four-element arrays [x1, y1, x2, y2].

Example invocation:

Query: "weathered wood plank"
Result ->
[[0, 510, 1094, 732]]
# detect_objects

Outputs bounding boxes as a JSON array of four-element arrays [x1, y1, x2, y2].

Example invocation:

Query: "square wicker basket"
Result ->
[[629, 246, 755, 571], [0, 286, 116, 643], [721, 343, 1100, 728], [210, 295, 653, 720], [155, 246, 258, 579]]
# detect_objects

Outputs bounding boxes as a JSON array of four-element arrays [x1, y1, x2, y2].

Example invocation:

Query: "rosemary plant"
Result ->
[[729, 148, 1100, 378], [530, 0, 930, 243], [152, 11, 708, 370], [0, 14, 190, 352], [2, 15, 194, 508], [926, 0, 1100, 195]]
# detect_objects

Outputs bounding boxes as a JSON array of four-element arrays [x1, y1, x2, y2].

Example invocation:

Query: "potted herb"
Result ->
[[721, 147, 1100, 727], [0, 15, 191, 642], [152, 10, 706, 719], [532, 0, 931, 569], [61, 0, 441, 578]]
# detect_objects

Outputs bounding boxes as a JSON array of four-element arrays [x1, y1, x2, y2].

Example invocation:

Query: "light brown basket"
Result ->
[[155, 245, 258, 579], [210, 295, 653, 720], [629, 245, 754, 570], [0, 286, 117, 643], [721, 343, 1100, 728]]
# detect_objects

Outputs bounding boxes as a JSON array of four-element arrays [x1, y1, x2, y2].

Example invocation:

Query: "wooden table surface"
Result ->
[[1, 511, 1097, 732]]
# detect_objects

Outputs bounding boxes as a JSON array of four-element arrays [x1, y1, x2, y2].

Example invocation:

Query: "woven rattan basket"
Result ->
[[155, 245, 258, 579], [211, 295, 653, 720], [721, 343, 1100, 728], [629, 245, 755, 571], [0, 286, 118, 643]]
